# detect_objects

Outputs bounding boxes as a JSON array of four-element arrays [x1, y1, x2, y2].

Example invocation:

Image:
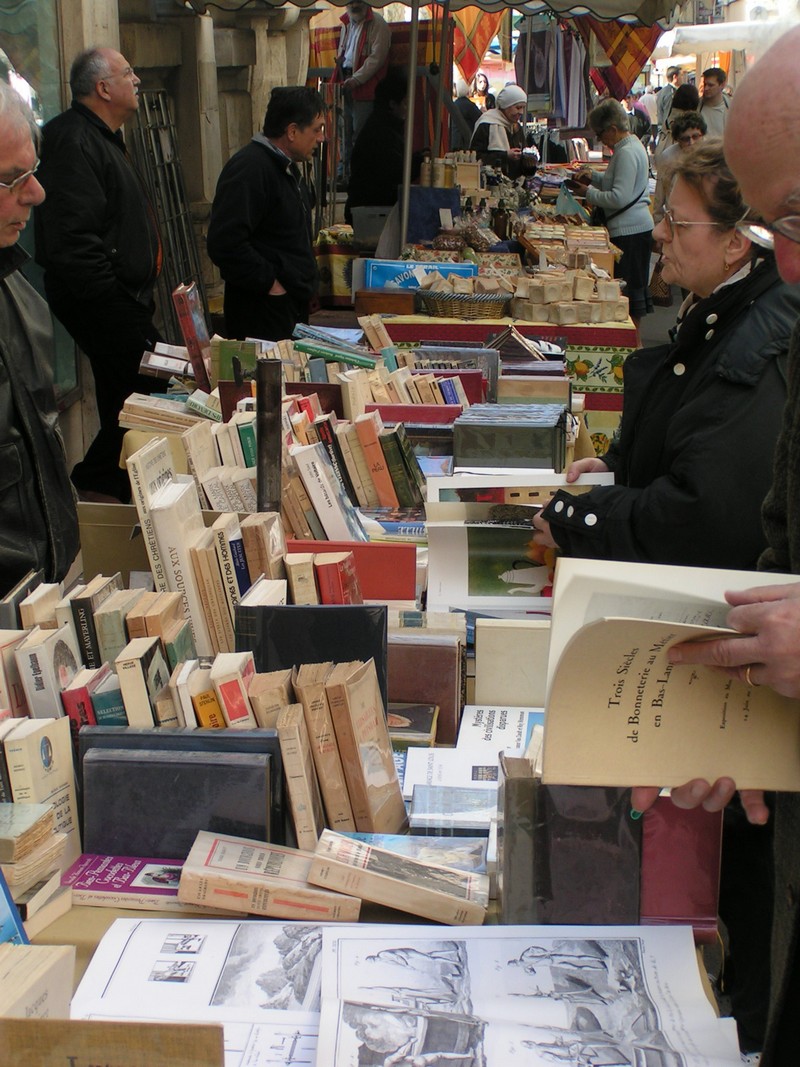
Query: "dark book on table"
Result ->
[[78, 725, 286, 845], [0, 569, 43, 630], [497, 756, 641, 926], [235, 603, 388, 708], [388, 632, 466, 745], [82, 747, 271, 860]]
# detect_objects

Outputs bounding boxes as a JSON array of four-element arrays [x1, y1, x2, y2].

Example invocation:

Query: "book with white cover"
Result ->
[[13, 623, 81, 719], [125, 436, 176, 593], [456, 705, 545, 754], [474, 617, 551, 707], [290, 442, 368, 542], [543, 557, 800, 789], [402, 745, 501, 801], [149, 475, 214, 656], [2, 716, 80, 867]]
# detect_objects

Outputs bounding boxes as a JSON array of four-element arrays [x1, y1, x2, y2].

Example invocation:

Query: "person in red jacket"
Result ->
[[331, 1, 391, 185]]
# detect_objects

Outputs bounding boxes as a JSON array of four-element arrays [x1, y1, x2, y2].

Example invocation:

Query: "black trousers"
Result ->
[[47, 285, 161, 501], [223, 287, 309, 344]]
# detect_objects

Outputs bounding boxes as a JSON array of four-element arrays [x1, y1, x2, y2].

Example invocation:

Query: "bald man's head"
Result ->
[[725, 26, 800, 283]]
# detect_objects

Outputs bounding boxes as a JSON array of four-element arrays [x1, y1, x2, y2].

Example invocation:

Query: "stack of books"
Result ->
[[0, 802, 73, 938]]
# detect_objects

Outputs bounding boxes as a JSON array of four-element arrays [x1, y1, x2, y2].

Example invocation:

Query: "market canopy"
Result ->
[[184, 0, 679, 29], [651, 18, 797, 58]]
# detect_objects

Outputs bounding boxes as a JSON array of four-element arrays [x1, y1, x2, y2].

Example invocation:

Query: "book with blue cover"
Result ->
[[0, 867, 29, 945]]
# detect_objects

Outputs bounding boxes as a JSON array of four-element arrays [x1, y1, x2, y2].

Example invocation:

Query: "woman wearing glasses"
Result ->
[[652, 112, 707, 226], [534, 140, 800, 571]]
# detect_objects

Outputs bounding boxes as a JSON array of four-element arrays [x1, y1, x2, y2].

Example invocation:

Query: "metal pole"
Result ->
[[432, 0, 451, 157], [400, 0, 422, 251], [256, 358, 282, 513]]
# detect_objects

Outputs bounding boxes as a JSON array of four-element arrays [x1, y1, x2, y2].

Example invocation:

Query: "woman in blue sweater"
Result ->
[[568, 98, 654, 323]]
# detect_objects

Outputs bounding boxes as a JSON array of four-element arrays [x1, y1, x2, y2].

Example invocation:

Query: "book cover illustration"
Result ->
[[318, 923, 743, 1067]]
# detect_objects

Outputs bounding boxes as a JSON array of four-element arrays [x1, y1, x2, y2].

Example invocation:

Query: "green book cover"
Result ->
[[378, 429, 418, 509]]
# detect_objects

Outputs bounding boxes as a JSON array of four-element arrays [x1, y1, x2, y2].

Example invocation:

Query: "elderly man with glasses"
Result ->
[[34, 47, 162, 504], [0, 80, 79, 595], [629, 26, 800, 1067]]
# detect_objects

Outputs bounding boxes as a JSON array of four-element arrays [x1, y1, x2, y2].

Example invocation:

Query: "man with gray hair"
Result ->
[[0, 79, 79, 593], [35, 47, 161, 503], [632, 27, 800, 1064]]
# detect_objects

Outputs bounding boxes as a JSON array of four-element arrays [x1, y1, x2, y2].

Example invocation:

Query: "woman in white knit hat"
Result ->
[[470, 84, 537, 179]]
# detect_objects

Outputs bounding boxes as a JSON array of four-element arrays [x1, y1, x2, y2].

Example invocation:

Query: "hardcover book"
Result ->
[[312, 552, 363, 606], [78, 725, 286, 846], [388, 632, 465, 745], [82, 747, 272, 860], [308, 828, 488, 925], [386, 702, 439, 749], [408, 784, 497, 836], [177, 830, 361, 921], [114, 636, 171, 728], [236, 603, 389, 709]]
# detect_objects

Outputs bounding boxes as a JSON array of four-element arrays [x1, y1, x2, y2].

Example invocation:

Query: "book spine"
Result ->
[[126, 454, 171, 594], [0, 746, 13, 803], [277, 710, 324, 851], [116, 657, 155, 728], [393, 422, 427, 497], [281, 484, 315, 541], [90, 688, 128, 726], [294, 340, 376, 370], [191, 688, 226, 729], [307, 851, 486, 924], [189, 547, 223, 656], [297, 686, 356, 832], [289, 475, 327, 541], [59, 686, 98, 754], [172, 287, 212, 392], [95, 610, 130, 669], [378, 432, 418, 509], [334, 426, 369, 509], [236, 421, 258, 468], [228, 533, 252, 597], [212, 524, 240, 624], [315, 419, 358, 507], [71, 598, 99, 669], [185, 395, 222, 422], [355, 419, 400, 509], [324, 682, 372, 828], [177, 867, 362, 921]]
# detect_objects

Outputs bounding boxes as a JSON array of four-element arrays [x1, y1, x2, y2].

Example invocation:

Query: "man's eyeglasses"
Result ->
[[0, 161, 40, 194], [103, 66, 136, 81], [737, 216, 800, 251], [660, 205, 723, 238]]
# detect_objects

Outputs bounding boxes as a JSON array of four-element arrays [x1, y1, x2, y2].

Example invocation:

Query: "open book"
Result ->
[[542, 558, 800, 790]]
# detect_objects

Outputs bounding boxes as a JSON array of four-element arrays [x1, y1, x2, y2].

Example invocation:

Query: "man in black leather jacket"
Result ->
[[35, 47, 162, 502], [0, 81, 79, 595]]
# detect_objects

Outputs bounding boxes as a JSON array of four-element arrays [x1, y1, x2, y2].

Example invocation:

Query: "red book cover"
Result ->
[[355, 413, 400, 508], [313, 552, 364, 604], [171, 282, 211, 392], [640, 797, 723, 944], [365, 403, 462, 425], [286, 540, 416, 601]]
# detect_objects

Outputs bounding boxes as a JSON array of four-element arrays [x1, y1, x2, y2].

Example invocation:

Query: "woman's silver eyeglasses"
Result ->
[[660, 205, 723, 238]]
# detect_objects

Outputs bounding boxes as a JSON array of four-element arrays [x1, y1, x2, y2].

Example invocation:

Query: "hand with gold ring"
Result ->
[[668, 580, 800, 699]]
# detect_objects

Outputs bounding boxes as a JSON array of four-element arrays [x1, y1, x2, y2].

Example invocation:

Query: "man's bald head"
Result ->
[[725, 26, 800, 283]]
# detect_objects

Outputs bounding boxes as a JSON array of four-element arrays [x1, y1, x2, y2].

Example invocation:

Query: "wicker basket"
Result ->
[[417, 291, 512, 320]]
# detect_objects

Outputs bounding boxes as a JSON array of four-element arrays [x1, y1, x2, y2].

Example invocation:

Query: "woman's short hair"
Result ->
[[670, 111, 707, 140], [667, 139, 752, 230], [671, 83, 700, 112], [587, 98, 629, 136]]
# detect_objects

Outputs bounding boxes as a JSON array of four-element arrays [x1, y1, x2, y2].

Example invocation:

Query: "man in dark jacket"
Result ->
[[0, 80, 79, 594], [207, 86, 325, 343], [35, 47, 162, 503], [630, 27, 800, 1067]]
